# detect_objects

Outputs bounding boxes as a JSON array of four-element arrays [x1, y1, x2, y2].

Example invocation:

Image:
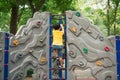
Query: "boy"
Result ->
[[52, 24, 64, 68]]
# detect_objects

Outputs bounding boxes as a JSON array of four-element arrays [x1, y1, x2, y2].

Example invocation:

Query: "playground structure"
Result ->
[[0, 10, 119, 80]]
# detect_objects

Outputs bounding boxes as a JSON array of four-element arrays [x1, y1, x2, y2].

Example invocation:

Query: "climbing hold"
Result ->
[[27, 69, 33, 77], [76, 12, 81, 17], [99, 36, 104, 41], [69, 51, 74, 55], [13, 40, 19, 45], [83, 48, 88, 54], [29, 49, 33, 53], [87, 29, 92, 33], [39, 38, 43, 42], [104, 46, 110, 52], [96, 61, 103, 66], [18, 54, 23, 58], [24, 31, 27, 35], [40, 57, 46, 63], [79, 61, 84, 67], [42, 73, 47, 80], [72, 26, 77, 33], [36, 21, 41, 26], [69, 50, 76, 58]]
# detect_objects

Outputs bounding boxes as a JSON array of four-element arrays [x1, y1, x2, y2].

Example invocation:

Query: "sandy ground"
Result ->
[[25, 77, 32, 80]]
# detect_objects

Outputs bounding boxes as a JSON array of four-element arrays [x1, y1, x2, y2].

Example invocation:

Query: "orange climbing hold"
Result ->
[[13, 40, 19, 45], [40, 57, 46, 63], [96, 61, 103, 66], [72, 26, 77, 33]]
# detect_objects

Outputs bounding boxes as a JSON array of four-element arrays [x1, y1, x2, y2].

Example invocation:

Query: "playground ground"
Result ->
[[25, 77, 32, 80]]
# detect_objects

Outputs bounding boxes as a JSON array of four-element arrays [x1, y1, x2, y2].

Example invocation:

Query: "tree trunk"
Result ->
[[10, 5, 19, 35], [113, 1, 120, 35], [107, 0, 110, 36], [113, 8, 117, 35], [28, 0, 45, 16]]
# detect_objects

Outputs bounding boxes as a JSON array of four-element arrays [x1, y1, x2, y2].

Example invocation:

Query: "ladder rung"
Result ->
[[52, 78, 65, 80], [49, 56, 67, 59], [51, 14, 65, 16], [49, 56, 59, 59], [52, 17, 65, 20], [49, 35, 53, 37], [49, 68, 66, 70], [49, 46, 53, 48]]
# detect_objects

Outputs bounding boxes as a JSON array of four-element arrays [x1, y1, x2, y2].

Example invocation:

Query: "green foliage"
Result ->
[[0, 0, 120, 35], [0, 12, 10, 32], [41, 0, 75, 14], [18, 8, 32, 28], [0, 0, 11, 12]]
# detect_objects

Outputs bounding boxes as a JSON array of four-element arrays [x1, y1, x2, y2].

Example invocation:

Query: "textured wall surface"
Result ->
[[9, 12, 50, 80], [0, 32, 5, 80], [66, 10, 117, 80]]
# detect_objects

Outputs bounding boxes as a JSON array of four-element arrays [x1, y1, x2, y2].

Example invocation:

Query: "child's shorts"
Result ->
[[53, 45, 63, 58]]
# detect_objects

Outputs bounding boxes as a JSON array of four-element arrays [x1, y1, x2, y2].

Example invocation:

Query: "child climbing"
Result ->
[[52, 24, 64, 68]]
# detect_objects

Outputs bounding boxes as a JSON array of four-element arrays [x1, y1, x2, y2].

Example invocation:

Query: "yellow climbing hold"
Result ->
[[13, 40, 19, 45], [40, 57, 46, 63], [72, 26, 77, 33], [96, 61, 103, 66]]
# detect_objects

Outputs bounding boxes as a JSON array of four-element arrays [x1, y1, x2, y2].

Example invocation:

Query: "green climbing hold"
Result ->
[[76, 12, 81, 17], [27, 68, 34, 77], [83, 48, 88, 54]]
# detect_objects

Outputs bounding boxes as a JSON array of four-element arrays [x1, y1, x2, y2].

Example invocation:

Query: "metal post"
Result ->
[[49, 14, 52, 80], [58, 15, 63, 79], [116, 36, 120, 80], [64, 14, 67, 80], [4, 33, 9, 80]]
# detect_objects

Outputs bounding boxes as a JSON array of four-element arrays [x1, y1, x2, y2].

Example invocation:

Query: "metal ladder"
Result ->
[[49, 14, 67, 80]]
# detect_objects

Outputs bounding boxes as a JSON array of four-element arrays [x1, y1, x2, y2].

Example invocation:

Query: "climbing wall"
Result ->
[[66, 10, 117, 80], [0, 10, 116, 80], [9, 12, 50, 80], [0, 32, 5, 80]]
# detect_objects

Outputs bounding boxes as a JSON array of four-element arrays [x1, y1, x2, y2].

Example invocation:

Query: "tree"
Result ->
[[28, 0, 46, 16], [0, 0, 11, 32], [111, 0, 120, 35], [10, 2, 19, 35], [0, 0, 27, 34], [0, 0, 120, 35], [107, 0, 110, 36], [10, 0, 29, 35], [0, 0, 45, 34]]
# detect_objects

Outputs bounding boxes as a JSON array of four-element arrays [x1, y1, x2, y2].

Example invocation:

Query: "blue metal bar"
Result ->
[[59, 15, 63, 78], [64, 14, 67, 80], [116, 36, 120, 80], [49, 14, 52, 80], [59, 15, 63, 24], [58, 15, 63, 78], [4, 33, 9, 80]]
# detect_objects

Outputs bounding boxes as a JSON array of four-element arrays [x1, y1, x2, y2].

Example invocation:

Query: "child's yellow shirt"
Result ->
[[52, 29, 64, 45]]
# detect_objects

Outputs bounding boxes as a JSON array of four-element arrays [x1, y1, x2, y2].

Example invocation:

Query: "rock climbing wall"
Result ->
[[9, 12, 50, 80], [0, 10, 116, 80], [0, 32, 5, 80], [66, 10, 117, 80]]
